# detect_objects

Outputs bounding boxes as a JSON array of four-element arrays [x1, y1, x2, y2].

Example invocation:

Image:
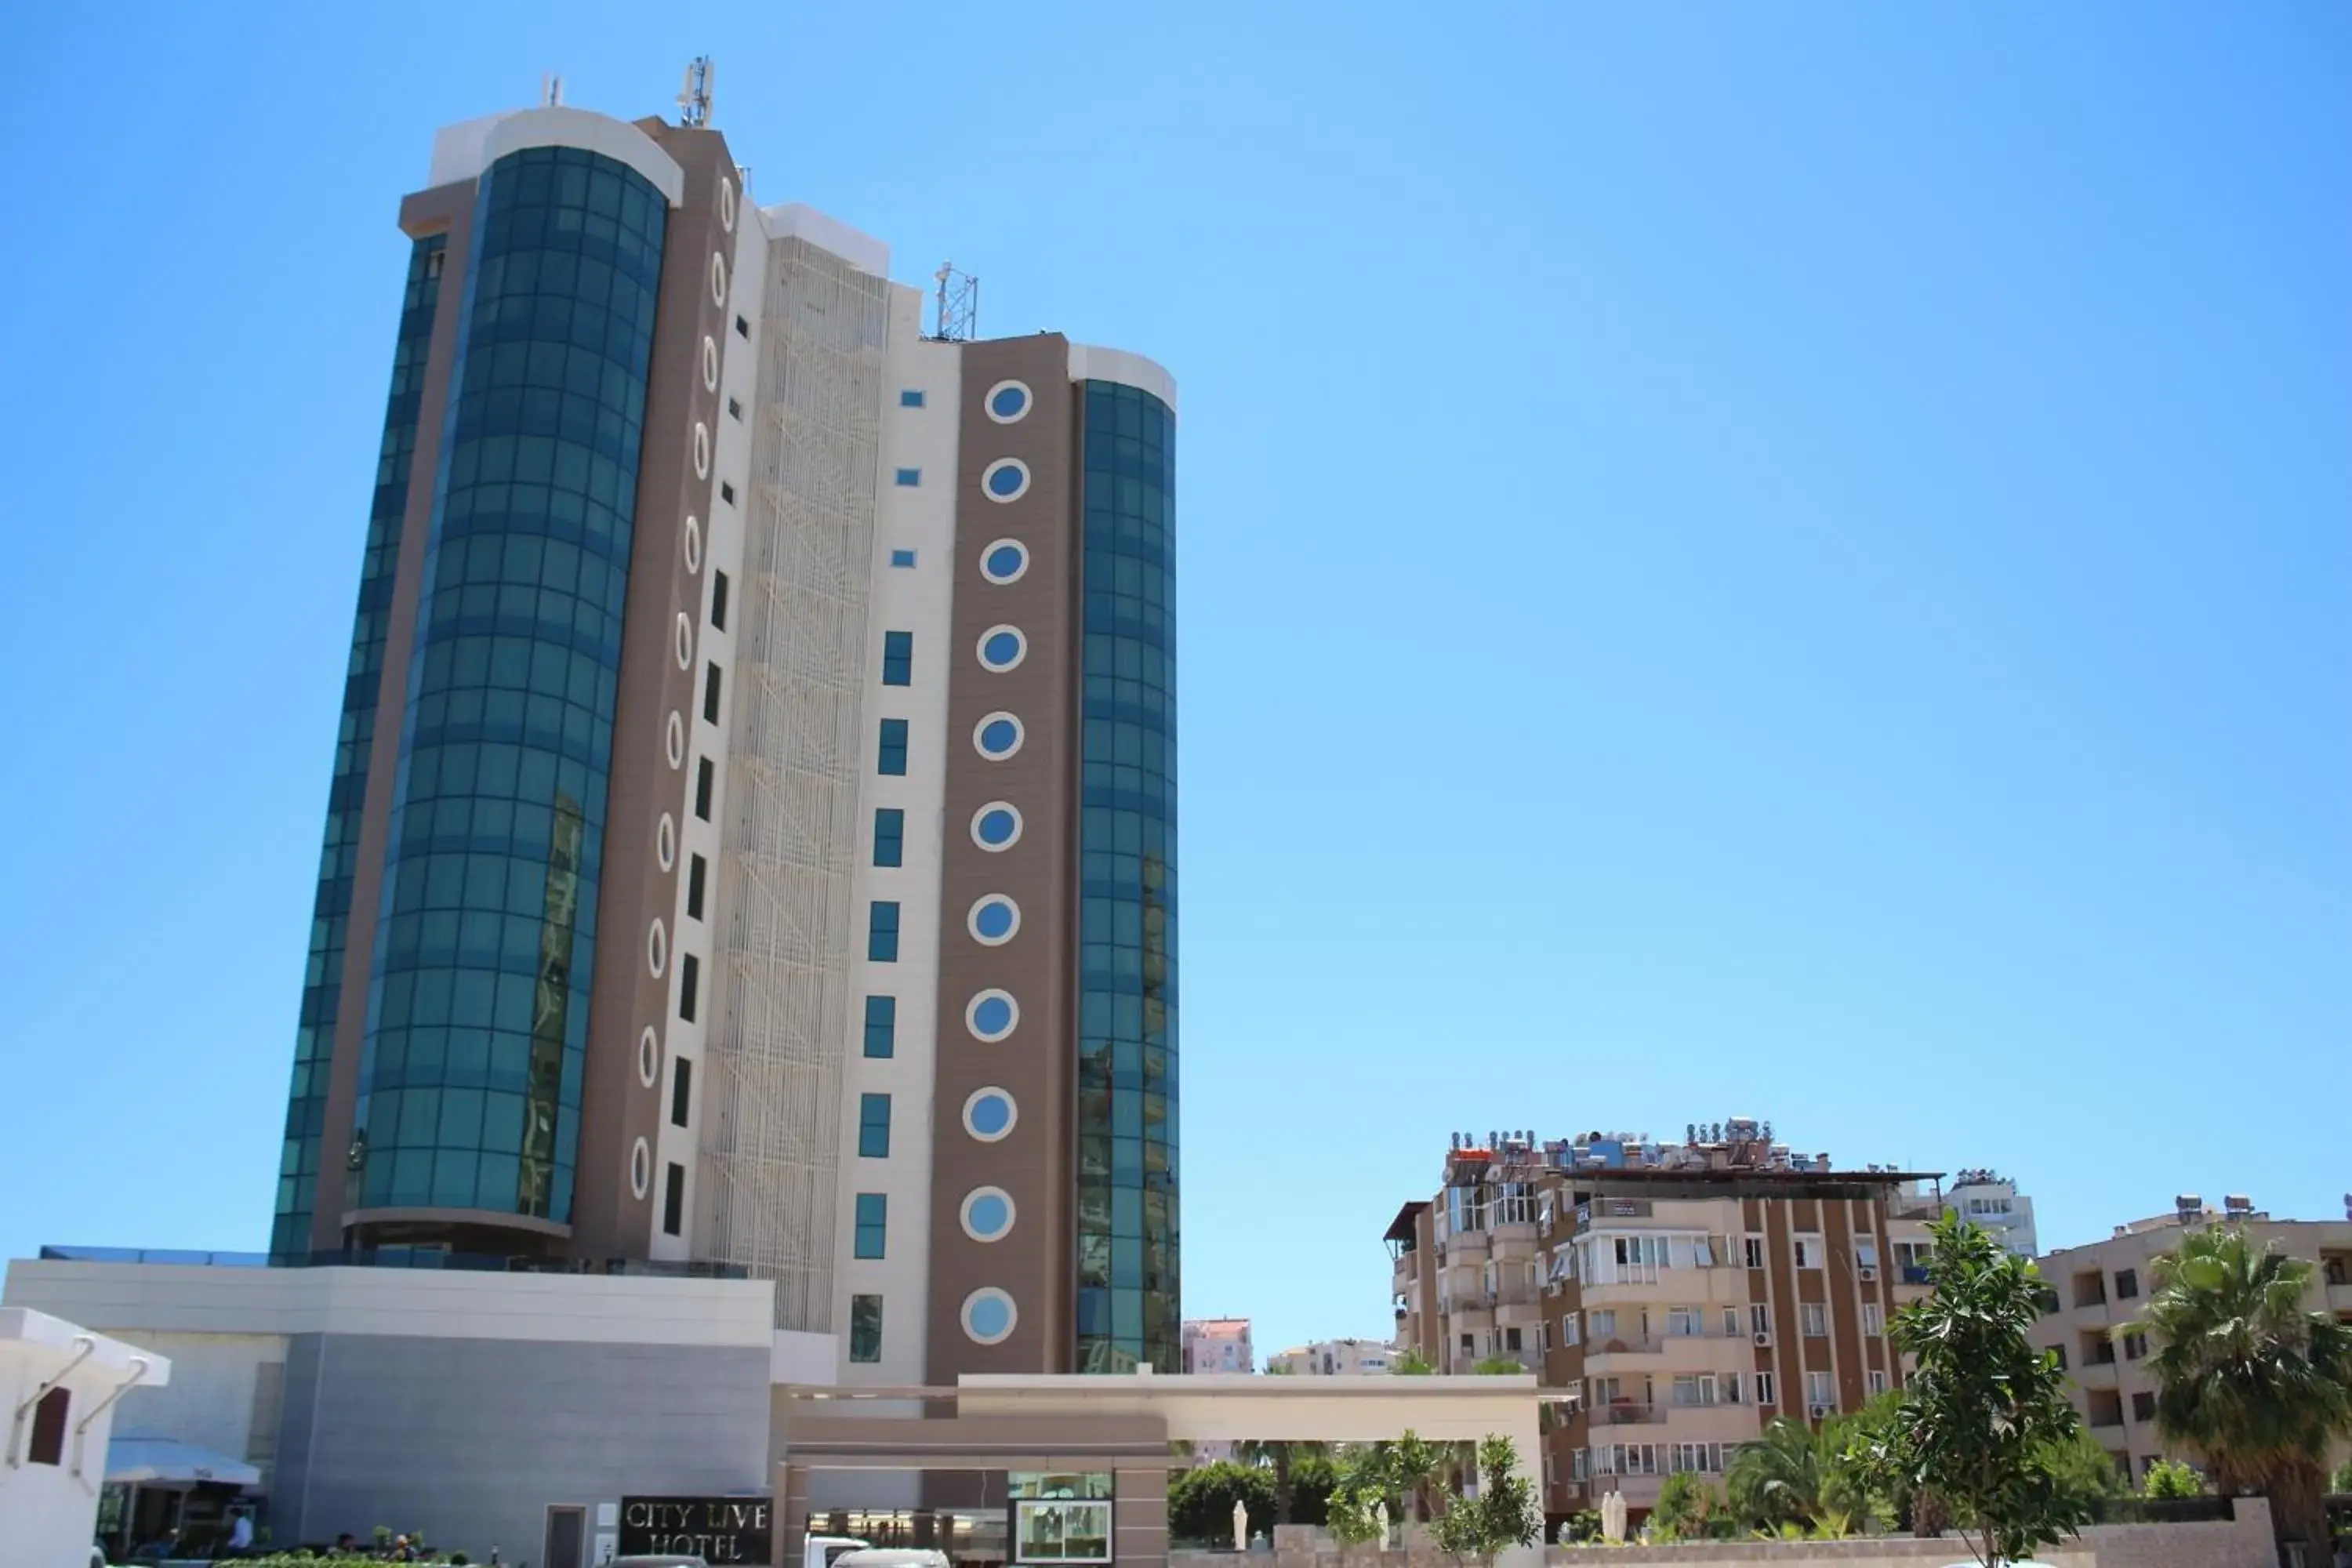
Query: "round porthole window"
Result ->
[[968, 895, 1020, 947], [638, 1027, 661, 1087], [961, 1187, 1016, 1243], [981, 459, 1030, 503], [648, 918, 669, 978], [684, 514, 703, 573], [718, 178, 737, 231], [666, 711, 686, 769], [973, 712, 1023, 760], [977, 626, 1026, 673], [964, 1087, 1017, 1142], [702, 337, 720, 392], [657, 813, 677, 871], [710, 252, 728, 306], [980, 539, 1029, 585], [971, 802, 1022, 851], [966, 989, 1018, 1043], [693, 422, 712, 480], [630, 1138, 652, 1200], [962, 1288, 1017, 1345], [675, 614, 695, 670], [984, 380, 1033, 424]]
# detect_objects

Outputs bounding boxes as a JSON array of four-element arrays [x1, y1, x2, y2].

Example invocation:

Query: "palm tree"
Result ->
[[1236, 1438, 1331, 1526], [1725, 1418, 1826, 1530], [2130, 1225, 2352, 1555]]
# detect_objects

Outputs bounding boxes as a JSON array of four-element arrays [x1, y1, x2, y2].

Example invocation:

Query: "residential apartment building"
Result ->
[[267, 84, 1181, 1381], [2028, 1194, 2352, 1482], [1945, 1169, 2038, 1257], [1182, 1317, 1255, 1374], [1267, 1338, 1391, 1376], [1387, 1120, 1940, 1526]]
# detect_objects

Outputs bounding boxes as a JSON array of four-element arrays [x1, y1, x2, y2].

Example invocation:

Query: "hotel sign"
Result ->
[[619, 1496, 773, 1564]]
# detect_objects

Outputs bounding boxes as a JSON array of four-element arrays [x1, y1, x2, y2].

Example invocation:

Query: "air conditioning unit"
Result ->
[[1859, 1265, 1879, 1283], [1753, 1330, 1773, 1347], [1809, 1403, 1834, 1421]]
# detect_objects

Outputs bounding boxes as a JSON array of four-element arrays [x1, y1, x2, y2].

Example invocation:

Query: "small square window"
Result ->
[[671, 1058, 693, 1128], [2132, 1390, 2156, 1422], [1744, 1235, 1766, 1269], [711, 570, 730, 633], [877, 718, 908, 776], [882, 630, 913, 687], [687, 853, 706, 920], [1794, 1235, 1824, 1269], [678, 953, 700, 1022], [858, 1092, 891, 1158], [735, 314, 750, 339], [662, 1161, 686, 1236], [1867, 1369, 1888, 1396], [873, 808, 905, 868], [894, 467, 921, 488], [899, 390, 926, 408], [720, 481, 736, 506], [727, 396, 743, 421], [1802, 1302, 1828, 1338], [695, 757, 714, 819], [855, 1192, 887, 1258], [889, 549, 917, 568], [867, 901, 900, 962], [703, 662, 724, 724], [864, 996, 896, 1058], [850, 1294, 884, 1362], [2115, 1268, 2139, 1301]]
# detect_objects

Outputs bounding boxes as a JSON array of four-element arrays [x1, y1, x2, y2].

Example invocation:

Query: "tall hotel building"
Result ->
[[270, 97, 1181, 1381]]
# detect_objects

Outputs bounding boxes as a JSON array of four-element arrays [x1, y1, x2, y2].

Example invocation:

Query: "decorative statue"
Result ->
[[1373, 1501, 1389, 1548], [1600, 1490, 1627, 1543], [1233, 1499, 1249, 1552]]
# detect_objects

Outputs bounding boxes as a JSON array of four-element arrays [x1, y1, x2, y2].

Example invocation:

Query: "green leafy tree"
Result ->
[[1168, 1460, 1277, 1544], [2040, 1428, 2129, 1507], [2131, 1225, 2352, 1555], [2141, 1458, 2205, 1500], [1236, 1437, 1332, 1526], [1391, 1347, 1436, 1376], [1648, 1472, 1721, 1541], [2331, 1458, 2352, 1494], [1289, 1452, 1339, 1526], [1847, 1214, 2095, 1568], [1432, 1435, 1541, 1568], [1469, 1356, 1526, 1375]]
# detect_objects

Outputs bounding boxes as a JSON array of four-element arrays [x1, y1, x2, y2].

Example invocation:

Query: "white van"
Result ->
[[830, 1550, 949, 1568], [804, 1534, 872, 1568]]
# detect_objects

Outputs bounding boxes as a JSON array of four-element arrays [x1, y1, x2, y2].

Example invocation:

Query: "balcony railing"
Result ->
[[1586, 1337, 1661, 1357], [1595, 1402, 1671, 1425]]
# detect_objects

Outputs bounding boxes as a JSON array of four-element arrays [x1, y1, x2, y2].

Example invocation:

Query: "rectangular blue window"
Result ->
[[889, 549, 917, 568], [877, 718, 908, 776], [867, 901, 901, 962], [873, 808, 905, 867], [855, 1192, 887, 1258], [882, 631, 913, 686], [899, 390, 926, 408], [858, 1093, 891, 1159], [863, 995, 896, 1058], [894, 467, 921, 487]]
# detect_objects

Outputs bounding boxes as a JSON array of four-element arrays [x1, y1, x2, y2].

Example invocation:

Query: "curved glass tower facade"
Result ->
[[351, 147, 666, 1227], [1074, 378, 1179, 1372]]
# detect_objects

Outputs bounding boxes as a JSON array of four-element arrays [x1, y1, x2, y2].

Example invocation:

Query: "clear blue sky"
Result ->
[[1, 3, 2345, 1367]]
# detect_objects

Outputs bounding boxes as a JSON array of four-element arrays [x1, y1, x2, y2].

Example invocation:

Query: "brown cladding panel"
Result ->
[[1824, 1201, 1865, 1409], [569, 125, 739, 1260], [927, 335, 1080, 1377], [1762, 1202, 1801, 1415]]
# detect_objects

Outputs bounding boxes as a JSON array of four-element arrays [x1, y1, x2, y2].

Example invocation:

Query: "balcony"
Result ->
[[1594, 1402, 1670, 1426], [1585, 1336, 1662, 1359]]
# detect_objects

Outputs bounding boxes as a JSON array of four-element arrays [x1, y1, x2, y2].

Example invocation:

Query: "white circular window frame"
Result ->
[[701, 337, 720, 392], [967, 895, 1021, 948], [637, 1027, 661, 1087], [971, 801, 1023, 853], [666, 711, 686, 769], [718, 178, 737, 230], [976, 625, 1028, 673], [710, 252, 728, 305], [693, 422, 712, 481], [962, 1287, 1018, 1346], [984, 379, 1033, 424], [972, 710, 1025, 761], [965, 989, 1020, 1044], [963, 1087, 1018, 1143], [684, 514, 703, 573], [980, 538, 1029, 585], [647, 918, 670, 978], [960, 1186, 1017, 1243], [674, 613, 695, 670], [981, 458, 1031, 504], [630, 1138, 652, 1200], [657, 813, 677, 871]]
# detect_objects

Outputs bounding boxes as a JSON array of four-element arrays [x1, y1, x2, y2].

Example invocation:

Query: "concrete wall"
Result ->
[[274, 1333, 770, 1559], [0, 1312, 169, 1568]]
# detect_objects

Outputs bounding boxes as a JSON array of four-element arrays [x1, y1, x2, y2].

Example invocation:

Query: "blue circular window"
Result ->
[[981, 540, 1028, 584], [978, 626, 1026, 672], [964, 1088, 1017, 1142], [982, 459, 1029, 503], [964, 1288, 1017, 1345], [971, 802, 1022, 851], [985, 380, 1032, 423], [962, 1187, 1015, 1242], [969, 895, 1020, 946], [974, 712, 1023, 760], [967, 989, 1018, 1041]]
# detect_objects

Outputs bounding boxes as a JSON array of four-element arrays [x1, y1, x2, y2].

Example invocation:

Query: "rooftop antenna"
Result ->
[[542, 73, 564, 107], [678, 56, 714, 127], [931, 261, 979, 341]]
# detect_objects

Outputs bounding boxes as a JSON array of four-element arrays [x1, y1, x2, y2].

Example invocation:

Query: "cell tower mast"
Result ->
[[678, 56, 715, 127], [931, 262, 978, 342]]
